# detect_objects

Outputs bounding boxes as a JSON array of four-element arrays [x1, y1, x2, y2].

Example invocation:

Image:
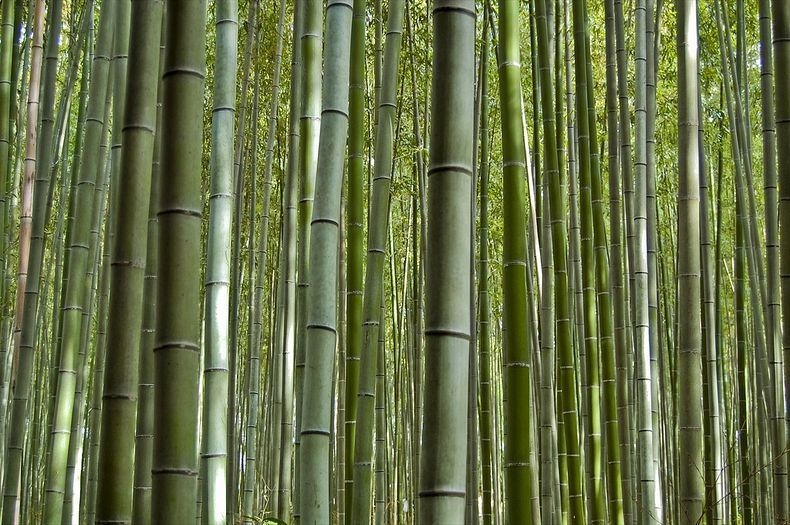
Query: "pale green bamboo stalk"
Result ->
[[276, 0, 303, 519], [405, 8, 427, 513], [604, 0, 632, 521], [533, 1, 563, 523], [52, 122, 76, 525], [698, 91, 726, 524], [200, 0, 239, 522], [337, 205, 347, 525], [476, 9, 494, 524], [227, 7, 257, 514], [298, 1, 353, 522], [559, 1, 581, 517], [418, 1, 474, 522], [613, 0, 638, 504], [240, 0, 287, 523], [634, 0, 658, 521]]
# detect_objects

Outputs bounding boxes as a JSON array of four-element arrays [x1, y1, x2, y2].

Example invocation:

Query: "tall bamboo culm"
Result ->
[[152, 0, 207, 521], [95, 0, 162, 522], [201, 0, 239, 521], [299, 0, 353, 522], [418, 0, 474, 523]]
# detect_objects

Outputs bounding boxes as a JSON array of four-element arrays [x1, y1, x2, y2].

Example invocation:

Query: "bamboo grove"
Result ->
[[0, 0, 789, 523]]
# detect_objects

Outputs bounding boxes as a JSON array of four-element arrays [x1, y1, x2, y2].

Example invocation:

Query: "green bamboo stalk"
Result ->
[[604, 0, 632, 521], [676, 0, 704, 521], [263, 0, 299, 517], [405, 7, 427, 512], [579, 4, 625, 522], [80, 81, 115, 525], [476, 9, 494, 524], [774, 0, 790, 515], [68, 116, 111, 525], [758, 0, 789, 519], [418, 1, 474, 522], [151, 0, 207, 520], [227, 6, 258, 516], [374, 298, 386, 525], [54, 120, 78, 525], [337, 203, 347, 525], [634, 0, 658, 521], [291, 0, 323, 517], [130, 14, 165, 523], [0, 0, 13, 393], [613, 0, 638, 504], [496, 0, 536, 519], [36, 0, 64, 223], [8, 2, 44, 488], [697, 86, 726, 523], [558, 1, 580, 518], [645, 3, 665, 514], [344, 0, 367, 516], [241, 0, 286, 523], [200, 0, 239, 522], [43, 2, 126, 521], [570, 1, 608, 520], [299, 1, 353, 522], [62, 98, 99, 525], [95, 2, 162, 522], [349, 0, 405, 521], [735, 197, 752, 523], [533, 1, 562, 523]]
